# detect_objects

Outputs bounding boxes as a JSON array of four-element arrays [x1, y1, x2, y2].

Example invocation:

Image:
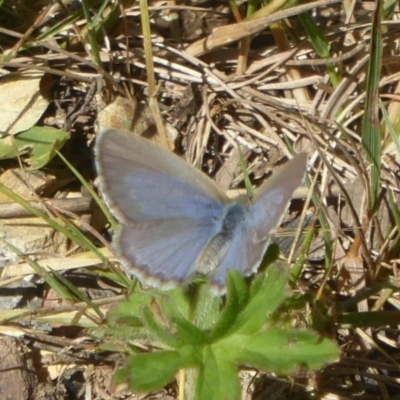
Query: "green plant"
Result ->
[[110, 264, 339, 400]]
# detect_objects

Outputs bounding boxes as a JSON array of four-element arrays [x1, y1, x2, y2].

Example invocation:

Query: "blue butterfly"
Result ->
[[95, 129, 307, 292]]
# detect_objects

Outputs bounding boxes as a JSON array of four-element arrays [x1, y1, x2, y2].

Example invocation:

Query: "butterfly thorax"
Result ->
[[196, 203, 247, 275]]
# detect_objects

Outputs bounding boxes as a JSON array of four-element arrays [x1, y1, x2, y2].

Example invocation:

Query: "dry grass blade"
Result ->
[[186, 0, 341, 57]]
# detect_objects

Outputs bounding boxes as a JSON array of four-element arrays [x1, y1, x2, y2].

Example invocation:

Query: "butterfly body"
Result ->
[[196, 202, 247, 276], [95, 128, 307, 292]]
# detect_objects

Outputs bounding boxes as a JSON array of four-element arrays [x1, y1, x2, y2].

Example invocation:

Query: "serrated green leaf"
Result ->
[[118, 348, 198, 392], [232, 264, 289, 335], [220, 329, 338, 373], [106, 290, 152, 331]]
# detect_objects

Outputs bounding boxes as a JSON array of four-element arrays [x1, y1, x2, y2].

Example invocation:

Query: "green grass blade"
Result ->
[[56, 149, 117, 230], [361, 0, 383, 210], [0, 238, 73, 300]]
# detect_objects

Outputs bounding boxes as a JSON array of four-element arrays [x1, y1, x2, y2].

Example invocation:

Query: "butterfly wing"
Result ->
[[95, 129, 230, 286], [116, 218, 222, 288], [95, 129, 229, 223], [210, 153, 307, 290], [247, 153, 307, 247]]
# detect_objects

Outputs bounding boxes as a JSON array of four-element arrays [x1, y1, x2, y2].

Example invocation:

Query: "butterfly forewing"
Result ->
[[95, 129, 229, 223]]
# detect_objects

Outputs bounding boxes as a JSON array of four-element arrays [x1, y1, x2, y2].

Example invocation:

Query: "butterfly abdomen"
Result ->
[[196, 203, 247, 276]]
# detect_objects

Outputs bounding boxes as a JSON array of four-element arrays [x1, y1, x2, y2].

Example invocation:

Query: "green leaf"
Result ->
[[226, 269, 249, 309], [117, 348, 198, 392], [150, 288, 208, 345], [173, 315, 208, 345], [156, 287, 192, 321], [209, 270, 249, 341], [108, 268, 339, 400], [142, 306, 181, 349], [220, 329, 339, 373], [102, 290, 169, 345], [0, 126, 69, 169], [196, 345, 240, 400], [188, 284, 222, 330], [257, 243, 280, 274], [232, 264, 289, 335], [106, 290, 151, 321]]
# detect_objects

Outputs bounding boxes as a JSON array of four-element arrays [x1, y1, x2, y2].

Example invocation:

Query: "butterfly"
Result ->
[[95, 128, 307, 293]]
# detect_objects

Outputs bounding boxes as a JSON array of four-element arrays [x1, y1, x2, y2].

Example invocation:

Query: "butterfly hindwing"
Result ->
[[116, 218, 221, 288], [210, 154, 307, 289], [247, 153, 308, 249]]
